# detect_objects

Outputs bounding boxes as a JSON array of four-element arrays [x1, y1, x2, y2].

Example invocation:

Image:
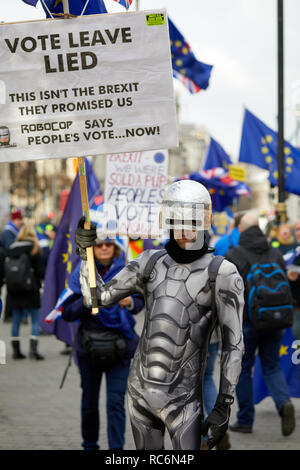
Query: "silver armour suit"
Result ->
[[80, 249, 244, 450]]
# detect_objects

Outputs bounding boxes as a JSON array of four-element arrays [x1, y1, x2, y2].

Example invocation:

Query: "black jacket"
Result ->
[[0, 243, 5, 290], [287, 251, 300, 307], [6, 240, 44, 309], [226, 225, 286, 321]]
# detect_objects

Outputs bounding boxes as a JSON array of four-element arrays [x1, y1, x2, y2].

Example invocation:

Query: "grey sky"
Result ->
[[2, 0, 300, 162]]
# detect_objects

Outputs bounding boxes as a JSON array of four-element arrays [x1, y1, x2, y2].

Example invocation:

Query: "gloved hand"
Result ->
[[75, 216, 97, 260], [201, 394, 234, 450]]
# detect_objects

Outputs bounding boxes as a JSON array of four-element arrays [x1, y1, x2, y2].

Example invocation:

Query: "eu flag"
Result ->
[[253, 328, 300, 404], [202, 137, 233, 171], [39, 0, 107, 17], [40, 158, 101, 345], [21, 0, 39, 6], [169, 18, 213, 94], [239, 109, 300, 196]]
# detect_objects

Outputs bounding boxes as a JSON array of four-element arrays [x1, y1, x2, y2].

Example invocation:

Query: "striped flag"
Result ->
[[179, 167, 250, 212], [112, 0, 132, 10]]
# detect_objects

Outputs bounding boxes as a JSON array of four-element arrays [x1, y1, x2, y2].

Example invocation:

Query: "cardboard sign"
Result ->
[[0, 11, 178, 163], [229, 164, 246, 182], [91, 149, 168, 237]]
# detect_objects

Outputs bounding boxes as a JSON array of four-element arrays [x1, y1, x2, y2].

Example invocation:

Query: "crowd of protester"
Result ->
[[0, 205, 300, 450]]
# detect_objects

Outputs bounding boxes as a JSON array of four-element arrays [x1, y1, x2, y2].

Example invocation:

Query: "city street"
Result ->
[[0, 311, 300, 451]]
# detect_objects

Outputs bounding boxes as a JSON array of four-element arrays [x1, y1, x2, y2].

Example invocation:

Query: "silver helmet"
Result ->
[[160, 179, 212, 250], [0, 126, 10, 145]]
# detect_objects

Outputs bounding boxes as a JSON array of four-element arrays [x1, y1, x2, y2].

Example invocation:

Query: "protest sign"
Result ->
[[91, 149, 168, 238], [0, 11, 178, 163]]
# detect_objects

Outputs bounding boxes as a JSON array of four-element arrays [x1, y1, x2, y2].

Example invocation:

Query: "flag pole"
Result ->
[[276, 0, 287, 224], [62, 0, 98, 313]]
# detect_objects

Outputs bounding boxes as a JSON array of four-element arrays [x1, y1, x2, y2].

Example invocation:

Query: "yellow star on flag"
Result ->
[[54, 0, 63, 7], [67, 261, 72, 274], [62, 253, 68, 264], [284, 147, 291, 155], [279, 345, 288, 357]]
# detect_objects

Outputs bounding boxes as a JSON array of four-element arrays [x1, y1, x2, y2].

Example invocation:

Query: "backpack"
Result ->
[[4, 252, 36, 293], [239, 246, 294, 331]]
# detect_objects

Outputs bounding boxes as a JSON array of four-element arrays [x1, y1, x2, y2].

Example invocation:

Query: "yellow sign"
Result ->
[[229, 165, 246, 182], [146, 13, 165, 26]]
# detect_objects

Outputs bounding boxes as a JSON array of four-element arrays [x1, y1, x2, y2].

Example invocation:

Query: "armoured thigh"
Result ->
[[127, 393, 165, 450]]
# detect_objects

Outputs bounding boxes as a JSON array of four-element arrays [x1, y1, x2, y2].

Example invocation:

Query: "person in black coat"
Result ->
[[226, 212, 295, 437], [7, 225, 45, 360]]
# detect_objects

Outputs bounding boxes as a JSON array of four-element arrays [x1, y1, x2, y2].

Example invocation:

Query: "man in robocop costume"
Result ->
[[75, 180, 244, 450]]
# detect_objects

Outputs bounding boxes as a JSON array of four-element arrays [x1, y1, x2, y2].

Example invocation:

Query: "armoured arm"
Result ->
[[80, 251, 153, 308], [215, 259, 244, 397]]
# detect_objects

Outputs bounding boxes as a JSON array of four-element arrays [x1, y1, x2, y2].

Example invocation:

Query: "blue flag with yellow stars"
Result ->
[[36, 0, 107, 17], [21, 0, 39, 6], [253, 328, 300, 404], [239, 109, 300, 196], [40, 158, 101, 345], [202, 137, 233, 171], [169, 18, 213, 94]]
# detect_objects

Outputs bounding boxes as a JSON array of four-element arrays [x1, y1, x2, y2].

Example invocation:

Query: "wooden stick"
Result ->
[[78, 157, 99, 314], [60, 0, 98, 314]]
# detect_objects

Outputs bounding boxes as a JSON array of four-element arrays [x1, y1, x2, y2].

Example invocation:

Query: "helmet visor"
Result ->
[[161, 201, 211, 250]]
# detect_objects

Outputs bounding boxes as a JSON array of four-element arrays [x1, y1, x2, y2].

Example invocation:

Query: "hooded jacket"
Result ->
[[62, 251, 144, 362], [226, 224, 286, 321]]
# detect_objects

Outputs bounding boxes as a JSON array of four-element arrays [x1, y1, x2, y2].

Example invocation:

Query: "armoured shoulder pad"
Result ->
[[142, 249, 167, 284]]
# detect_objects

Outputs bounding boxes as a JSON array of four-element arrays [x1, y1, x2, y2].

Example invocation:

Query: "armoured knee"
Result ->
[[130, 417, 164, 450]]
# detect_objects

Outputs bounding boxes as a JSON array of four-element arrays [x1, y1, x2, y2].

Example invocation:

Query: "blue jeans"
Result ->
[[203, 342, 219, 416], [78, 354, 130, 450], [12, 308, 41, 337], [236, 322, 291, 427]]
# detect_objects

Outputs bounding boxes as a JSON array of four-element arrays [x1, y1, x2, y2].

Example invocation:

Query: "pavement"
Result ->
[[1, 310, 300, 451]]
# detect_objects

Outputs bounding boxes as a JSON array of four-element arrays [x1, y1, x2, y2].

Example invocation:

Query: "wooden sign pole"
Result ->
[[77, 157, 99, 314], [61, 0, 98, 314]]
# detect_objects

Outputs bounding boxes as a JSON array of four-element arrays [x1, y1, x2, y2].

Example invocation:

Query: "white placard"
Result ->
[[0, 11, 178, 163], [91, 149, 168, 237]]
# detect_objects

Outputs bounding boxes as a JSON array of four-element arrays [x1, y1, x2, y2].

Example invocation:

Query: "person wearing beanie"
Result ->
[[62, 226, 144, 450], [1, 209, 24, 255], [7, 225, 45, 360]]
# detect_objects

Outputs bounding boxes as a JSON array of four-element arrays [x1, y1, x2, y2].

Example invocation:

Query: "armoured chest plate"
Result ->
[[140, 254, 214, 384]]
